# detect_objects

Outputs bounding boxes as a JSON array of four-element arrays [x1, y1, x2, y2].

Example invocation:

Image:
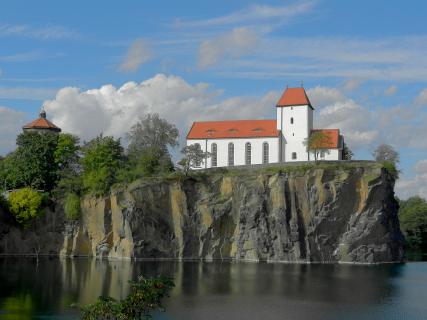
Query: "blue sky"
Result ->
[[1, 0, 427, 198]]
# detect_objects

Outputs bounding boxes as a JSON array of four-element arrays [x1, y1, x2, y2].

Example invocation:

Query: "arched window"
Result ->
[[228, 142, 234, 166], [245, 142, 251, 165], [211, 143, 217, 167], [194, 143, 202, 167], [290, 117, 294, 124], [263, 142, 269, 164]]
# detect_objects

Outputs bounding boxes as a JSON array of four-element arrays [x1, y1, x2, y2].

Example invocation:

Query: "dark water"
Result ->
[[0, 258, 426, 319]]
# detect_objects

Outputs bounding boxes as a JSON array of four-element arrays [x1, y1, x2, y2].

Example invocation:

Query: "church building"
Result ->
[[186, 86, 344, 169]]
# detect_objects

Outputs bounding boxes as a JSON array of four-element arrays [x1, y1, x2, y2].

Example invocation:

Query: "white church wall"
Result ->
[[309, 148, 342, 161], [187, 137, 279, 169]]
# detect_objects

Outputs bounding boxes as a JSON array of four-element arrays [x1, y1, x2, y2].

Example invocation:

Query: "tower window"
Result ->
[[245, 142, 251, 165], [263, 142, 269, 164], [292, 152, 297, 160], [211, 143, 217, 167], [228, 142, 234, 166], [290, 117, 294, 124]]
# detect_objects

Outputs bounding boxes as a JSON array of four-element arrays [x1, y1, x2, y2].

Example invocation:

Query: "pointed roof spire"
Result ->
[[276, 86, 312, 108]]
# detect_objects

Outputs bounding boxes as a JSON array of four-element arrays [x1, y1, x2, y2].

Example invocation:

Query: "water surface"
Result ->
[[0, 258, 426, 319]]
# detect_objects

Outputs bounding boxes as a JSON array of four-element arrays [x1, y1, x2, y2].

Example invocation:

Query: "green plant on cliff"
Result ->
[[7, 187, 44, 227], [399, 196, 427, 260], [382, 161, 400, 179], [64, 192, 81, 220], [81, 275, 174, 320], [81, 135, 124, 196]]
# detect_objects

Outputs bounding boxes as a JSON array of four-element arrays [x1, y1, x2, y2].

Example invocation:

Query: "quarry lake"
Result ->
[[0, 258, 426, 320]]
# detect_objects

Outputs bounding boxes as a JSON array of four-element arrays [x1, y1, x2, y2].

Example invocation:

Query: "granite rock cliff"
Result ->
[[0, 162, 404, 263]]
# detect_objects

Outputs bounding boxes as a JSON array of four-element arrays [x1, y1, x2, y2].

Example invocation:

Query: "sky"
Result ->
[[0, 0, 427, 199]]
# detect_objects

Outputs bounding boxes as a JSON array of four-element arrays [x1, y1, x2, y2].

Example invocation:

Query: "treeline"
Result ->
[[398, 196, 427, 260], [0, 114, 207, 225]]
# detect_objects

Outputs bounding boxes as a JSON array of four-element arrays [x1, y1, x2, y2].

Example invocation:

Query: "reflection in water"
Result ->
[[0, 258, 425, 319]]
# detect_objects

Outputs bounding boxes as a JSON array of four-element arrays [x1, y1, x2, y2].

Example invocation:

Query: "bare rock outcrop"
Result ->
[[0, 162, 404, 263]]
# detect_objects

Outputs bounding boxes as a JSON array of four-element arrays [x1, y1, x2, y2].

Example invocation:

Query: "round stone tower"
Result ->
[[22, 109, 61, 133]]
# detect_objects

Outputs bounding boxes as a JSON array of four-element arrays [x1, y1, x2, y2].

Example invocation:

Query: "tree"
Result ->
[[373, 144, 399, 164], [127, 113, 179, 156], [7, 187, 44, 228], [303, 131, 333, 162], [55, 133, 80, 171], [342, 142, 354, 160], [399, 196, 427, 259], [126, 114, 179, 177], [9, 131, 59, 191], [81, 135, 124, 196], [179, 144, 211, 174], [81, 276, 174, 320]]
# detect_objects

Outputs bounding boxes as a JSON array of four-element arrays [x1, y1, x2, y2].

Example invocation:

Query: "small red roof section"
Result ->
[[187, 119, 278, 139], [310, 129, 341, 149], [276, 87, 312, 108], [23, 110, 61, 132]]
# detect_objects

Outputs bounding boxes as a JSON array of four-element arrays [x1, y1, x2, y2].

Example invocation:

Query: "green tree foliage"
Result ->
[[8, 132, 59, 191], [81, 275, 174, 320], [179, 144, 211, 174], [342, 142, 354, 160], [0, 132, 80, 193], [126, 114, 178, 176], [64, 192, 81, 220], [303, 131, 333, 162], [399, 196, 427, 259], [55, 133, 80, 170], [81, 135, 124, 196], [7, 188, 44, 227]]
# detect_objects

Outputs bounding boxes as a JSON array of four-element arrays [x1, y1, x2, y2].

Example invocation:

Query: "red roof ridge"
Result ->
[[276, 87, 312, 108], [187, 119, 278, 140]]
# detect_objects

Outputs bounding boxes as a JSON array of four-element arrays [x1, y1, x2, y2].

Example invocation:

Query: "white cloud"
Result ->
[[307, 86, 346, 107], [43, 74, 276, 145], [178, 1, 317, 28], [118, 38, 152, 73], [0, 87, 58, 100], [214, 36, 427, 81], [343, 79, 363, 91], [0, 24, 79, 40], [0, 106, 26, 155], [384, 85, 398, 96], [198, 27, 258, 68], [396, 159, 427, 199], [416, 88, 427, 106]]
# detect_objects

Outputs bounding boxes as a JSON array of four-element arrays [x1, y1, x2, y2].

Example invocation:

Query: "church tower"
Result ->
[[276, 87, 313, 162]]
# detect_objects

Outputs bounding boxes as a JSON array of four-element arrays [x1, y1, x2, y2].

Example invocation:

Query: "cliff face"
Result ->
[[0, 163, 404, 263]]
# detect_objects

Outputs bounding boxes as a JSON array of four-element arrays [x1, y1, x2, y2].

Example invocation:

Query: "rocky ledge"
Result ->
[[0, 162, 404, 263]]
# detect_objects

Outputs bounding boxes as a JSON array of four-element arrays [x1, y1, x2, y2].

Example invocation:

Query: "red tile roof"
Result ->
[[187, 119, 279, 139], [276, 87, 312, 107], [310, 129, 341, 149], [23, 117, 61, 132]]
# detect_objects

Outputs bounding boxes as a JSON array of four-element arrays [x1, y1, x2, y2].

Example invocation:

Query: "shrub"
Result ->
[[64, 193, 81, 220], [8, 188, 44, 227], [382, 160, 399, 179], [81, 275, 174, 320]]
